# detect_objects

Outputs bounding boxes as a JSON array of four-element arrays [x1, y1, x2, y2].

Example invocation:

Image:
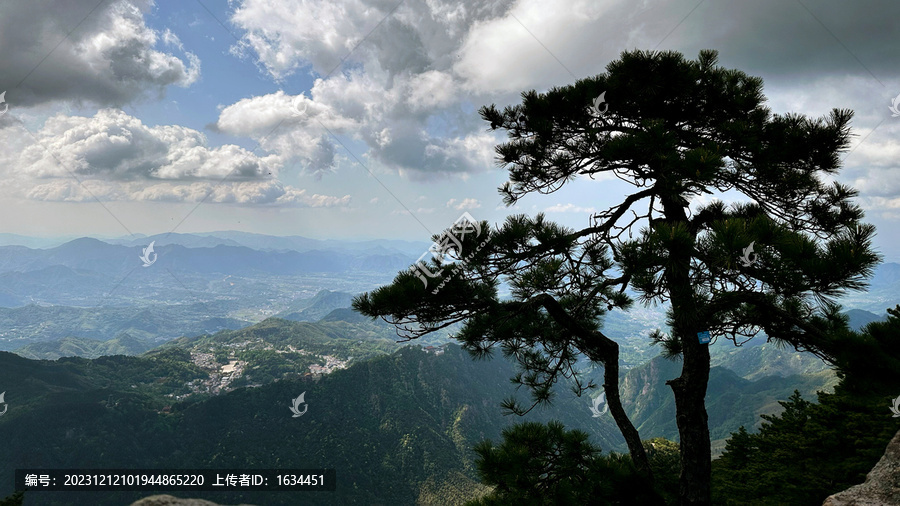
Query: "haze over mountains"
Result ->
[[0, 314, 841, 505], [0, 231, 896, 504], [0, 232, 895, 343]]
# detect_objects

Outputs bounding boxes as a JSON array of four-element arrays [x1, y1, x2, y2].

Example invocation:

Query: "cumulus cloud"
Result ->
[[0, 0, 200, 108], [19, 109, 272, 181], [6, 109, 350, 206], [221, 0, 900, 217], [224, 0, 522, 179], [446, 198, 481, 210]]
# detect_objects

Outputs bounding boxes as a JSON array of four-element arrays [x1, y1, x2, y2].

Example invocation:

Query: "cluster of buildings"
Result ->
[[179, 352, 247, 396], [308, 355, 348, 375], [423, 344, 447, 356], [170, 344, 352, 399]]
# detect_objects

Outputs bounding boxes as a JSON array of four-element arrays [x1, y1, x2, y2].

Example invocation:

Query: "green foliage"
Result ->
[[643, 438, 680, 504], [0, 491, 23, 506], [467, 421, 666, 505], [713, 309, 900, 505], [0, 343, 629, 505], [712, 388, 898, 505], [213, 349, 231, 364]]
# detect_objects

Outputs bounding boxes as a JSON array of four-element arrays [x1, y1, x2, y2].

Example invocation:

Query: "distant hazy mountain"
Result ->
[[845, 308, 887, 330], [104, 233, 245, 249], [104, 230, 432, 256], [0, 303, 250, 351], [13, 333, 155, 360], [276, 289, 356, 322], [0, 239, 416, 277], [0, 233, 80, 249], [836, 262, 900, 313], [710, 343, 832, 381]]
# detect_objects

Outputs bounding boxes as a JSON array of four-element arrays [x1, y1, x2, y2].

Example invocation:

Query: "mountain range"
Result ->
[[0, 309, 841, 505]]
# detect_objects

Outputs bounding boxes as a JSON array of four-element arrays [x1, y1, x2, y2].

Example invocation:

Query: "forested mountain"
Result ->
[[275, 289, 357, 322], [709, 342, 833, 381], [0, 343, 627, 505], [620, 354, 837, 447], [12, 333, 154, 360], [0, 312, 842, 505], [0, 303, 250, 351]]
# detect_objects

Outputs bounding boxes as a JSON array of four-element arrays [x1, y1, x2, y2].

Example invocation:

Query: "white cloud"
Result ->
[[225, 0, 521, 179], [446, 198, 481, 210], [0, 0, 200, 107], [4, 109, 350, 206]]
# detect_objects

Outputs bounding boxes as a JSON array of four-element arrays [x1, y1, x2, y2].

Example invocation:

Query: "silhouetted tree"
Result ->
[[466, 420, 666, 505], [713, 305, 900, 505], [354, 49, 879, 505]]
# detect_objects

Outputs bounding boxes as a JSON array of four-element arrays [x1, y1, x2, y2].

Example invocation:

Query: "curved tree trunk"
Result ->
[[530, 293, 659, 498], [601, 343, 658, 486]]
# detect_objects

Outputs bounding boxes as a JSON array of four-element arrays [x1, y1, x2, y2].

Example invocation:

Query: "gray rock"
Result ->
[[822, 428, 900, 505], [129, 495, 256, 506]]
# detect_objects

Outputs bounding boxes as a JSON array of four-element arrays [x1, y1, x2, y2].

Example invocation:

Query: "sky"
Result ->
[[0, 0, 898, 260]]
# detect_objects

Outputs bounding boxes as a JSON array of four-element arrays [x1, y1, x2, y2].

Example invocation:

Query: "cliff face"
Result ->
[[822, 428, 900, 505]]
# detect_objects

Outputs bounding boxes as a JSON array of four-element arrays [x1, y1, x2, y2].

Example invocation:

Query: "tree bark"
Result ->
[[663, 197, 713, 506], [600, 342, 658, 487], [668, 338, 712, 505], [527, 294, 659, 494]]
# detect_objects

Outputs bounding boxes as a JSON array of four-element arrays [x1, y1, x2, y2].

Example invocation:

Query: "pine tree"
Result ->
[[713, 306, 900, 504], [353, 49, 880, 505], [466, 420, 666, 505]]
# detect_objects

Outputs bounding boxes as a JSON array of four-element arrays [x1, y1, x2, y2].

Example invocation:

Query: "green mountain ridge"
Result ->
[[13, 333, 155, 360], [0, 316, 842, 504], [620, 354, 838, 448], [0, 340, 627, 505], [709, 342, 833, 380]]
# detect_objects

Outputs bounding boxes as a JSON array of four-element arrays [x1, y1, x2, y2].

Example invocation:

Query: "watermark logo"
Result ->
[[0, 391, 7, 417], [290, 392, 308, 417], [889, 93, 900, 117], [0, 91, 7, 115], [740, 241, 757, 267], [890, 395, 900, 417], [589, 391, 608, 417], [139, 241, 157, 267], [590, 91, 608, 116], [409, 212, 489, 293], [291, 95, 309, 117]]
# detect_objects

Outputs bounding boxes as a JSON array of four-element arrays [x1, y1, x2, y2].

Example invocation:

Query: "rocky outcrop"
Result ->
[[822, 428, 900, 505], [129, 495, 256, 506]]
